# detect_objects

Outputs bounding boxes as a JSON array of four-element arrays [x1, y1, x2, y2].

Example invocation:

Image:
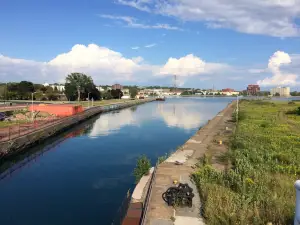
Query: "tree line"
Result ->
[[0, 72, 139, 101], [0, 81, 62, 101]]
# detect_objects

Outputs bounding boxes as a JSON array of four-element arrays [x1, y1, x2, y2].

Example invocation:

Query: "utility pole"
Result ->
[[31, 92, 34, 122], [173, 75, 177, 95], [88, 92, 91, 108], [5, 82, 7, 104], [236, 95, 239, 123]]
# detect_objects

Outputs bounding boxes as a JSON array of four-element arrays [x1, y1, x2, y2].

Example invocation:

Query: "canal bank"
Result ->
[[0, 97, 234, 225], [130, 101, 235, 225], [0, 99, 154, 158]]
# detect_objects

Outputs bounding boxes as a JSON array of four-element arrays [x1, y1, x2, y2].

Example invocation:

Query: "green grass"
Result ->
[[0, 120, 28, 128], [79, 99, 136, 107], [192, 100, 299, 225]]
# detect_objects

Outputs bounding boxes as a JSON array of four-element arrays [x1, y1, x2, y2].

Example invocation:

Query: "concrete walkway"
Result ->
[[144, 102, 235, 225]]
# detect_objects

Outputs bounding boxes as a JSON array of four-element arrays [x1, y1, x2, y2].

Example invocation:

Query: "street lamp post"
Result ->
[[31, 92, 34, 122], [5, 82, 7, 104], [88, 92, 91, 108]]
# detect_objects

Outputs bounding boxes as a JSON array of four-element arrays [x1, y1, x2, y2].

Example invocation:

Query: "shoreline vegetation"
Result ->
[[193, 99, 299, 225]]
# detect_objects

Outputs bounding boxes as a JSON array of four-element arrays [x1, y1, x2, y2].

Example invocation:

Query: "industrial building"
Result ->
[[270, 87, 290, 97]]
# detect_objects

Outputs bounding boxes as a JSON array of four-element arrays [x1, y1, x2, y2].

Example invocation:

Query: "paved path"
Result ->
[[144, 102, 235, 225]]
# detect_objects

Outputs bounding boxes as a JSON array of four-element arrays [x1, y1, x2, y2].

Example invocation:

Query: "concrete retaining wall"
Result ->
[[0, 99, 154, 158]]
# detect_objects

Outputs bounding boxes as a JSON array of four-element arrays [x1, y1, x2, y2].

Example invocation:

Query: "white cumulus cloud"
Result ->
[[117, 0, 300, 37], [0, 44, 233, 86], [257, 51, 298, 86], [0, 44, 151, 84], [159, 54, 230, 77]]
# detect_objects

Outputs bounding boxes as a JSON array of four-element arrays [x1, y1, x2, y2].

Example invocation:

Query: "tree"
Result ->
[[133, 155, 151, 183], [47, 93, 59, 101], [40, 86, 48, 93], [181, 91, 192, 95], [64, 73, 101, 101], [0, 84, 6, 100], [19, 81, 34, 94], [275, 92, 280, 97], [129, 87, 138, 98], [110, 89, 123, 99], [33, 84, 44, 91], [102, 91, 113, 100]]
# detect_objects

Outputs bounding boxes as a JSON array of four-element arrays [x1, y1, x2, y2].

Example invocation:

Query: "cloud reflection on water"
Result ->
[[88, 99, 213, 137]]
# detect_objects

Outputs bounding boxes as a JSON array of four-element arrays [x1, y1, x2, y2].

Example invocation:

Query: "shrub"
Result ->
[[133, 155, 151, 183], [232, 111, 246, 122], [286, 107, 300, 115], [157, 153, 169, 164], [193, 100, 296, 225]]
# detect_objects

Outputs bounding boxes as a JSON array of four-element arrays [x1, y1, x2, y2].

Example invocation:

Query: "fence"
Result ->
[[140, 164, 158, 225], [0, 99, 152, 143]]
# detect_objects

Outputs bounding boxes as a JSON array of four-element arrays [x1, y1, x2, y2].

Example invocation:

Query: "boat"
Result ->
[[156, 96, 166, 101]]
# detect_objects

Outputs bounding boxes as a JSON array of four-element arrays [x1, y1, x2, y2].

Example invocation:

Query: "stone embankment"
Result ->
[[0, 99, 154, 158], [132, 101, 235, 225]]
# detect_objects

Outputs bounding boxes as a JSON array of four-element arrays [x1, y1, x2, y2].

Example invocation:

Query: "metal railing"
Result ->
[[0, 99, 152, 143], [140, 163, 158, 225]]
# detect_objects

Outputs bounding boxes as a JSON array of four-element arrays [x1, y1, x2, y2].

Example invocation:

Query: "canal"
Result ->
[[0, 97, 233, 225]]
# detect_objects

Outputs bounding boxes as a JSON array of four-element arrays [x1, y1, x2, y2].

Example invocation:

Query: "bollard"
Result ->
[[295, 180, 300, 225]]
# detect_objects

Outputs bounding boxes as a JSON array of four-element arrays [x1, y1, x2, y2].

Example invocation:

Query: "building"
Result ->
[[221, 88, 239, 96], [270, 87, 290, 97], [112, 84, 123, 90], [50, 84, 65, 92], [96, 86, 105, 92], [247, 84, 260, 95], [222, 88, 235, 93]]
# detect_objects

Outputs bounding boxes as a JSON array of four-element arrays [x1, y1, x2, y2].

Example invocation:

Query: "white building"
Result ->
[[49, 84, 65, 92], [270, 87, 290, 97], [96, 86, 105, 92], [221, 91, 240, 96]]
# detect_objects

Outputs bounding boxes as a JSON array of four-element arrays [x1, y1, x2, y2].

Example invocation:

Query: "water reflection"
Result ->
[[157, 101, 206, 130], [88, 99, 214, 136], [89, 109, 138, 137]]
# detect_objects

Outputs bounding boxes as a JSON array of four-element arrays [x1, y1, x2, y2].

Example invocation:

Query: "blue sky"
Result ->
[[1, 0, 300, 90]]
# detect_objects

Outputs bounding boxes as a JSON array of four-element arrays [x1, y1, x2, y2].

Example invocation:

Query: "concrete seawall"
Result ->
[[133, 101, 235, 225], [0, 99, 155, 158]]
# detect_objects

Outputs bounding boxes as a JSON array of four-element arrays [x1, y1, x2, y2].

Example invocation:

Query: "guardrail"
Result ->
[[140, 163, 158, 225]]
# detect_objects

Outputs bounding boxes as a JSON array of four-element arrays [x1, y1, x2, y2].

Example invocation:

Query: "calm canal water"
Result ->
[[0, 97, 233, 225]]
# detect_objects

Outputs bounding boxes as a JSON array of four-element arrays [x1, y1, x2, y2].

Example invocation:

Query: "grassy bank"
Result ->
[[193, 100, 300, 225]]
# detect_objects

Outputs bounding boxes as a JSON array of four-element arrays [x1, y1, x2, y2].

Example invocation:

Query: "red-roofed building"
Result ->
[[222, 88, 235, 92]]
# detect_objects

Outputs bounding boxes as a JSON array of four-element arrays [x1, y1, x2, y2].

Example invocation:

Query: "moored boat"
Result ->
[[156, 96, 165, 101]]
